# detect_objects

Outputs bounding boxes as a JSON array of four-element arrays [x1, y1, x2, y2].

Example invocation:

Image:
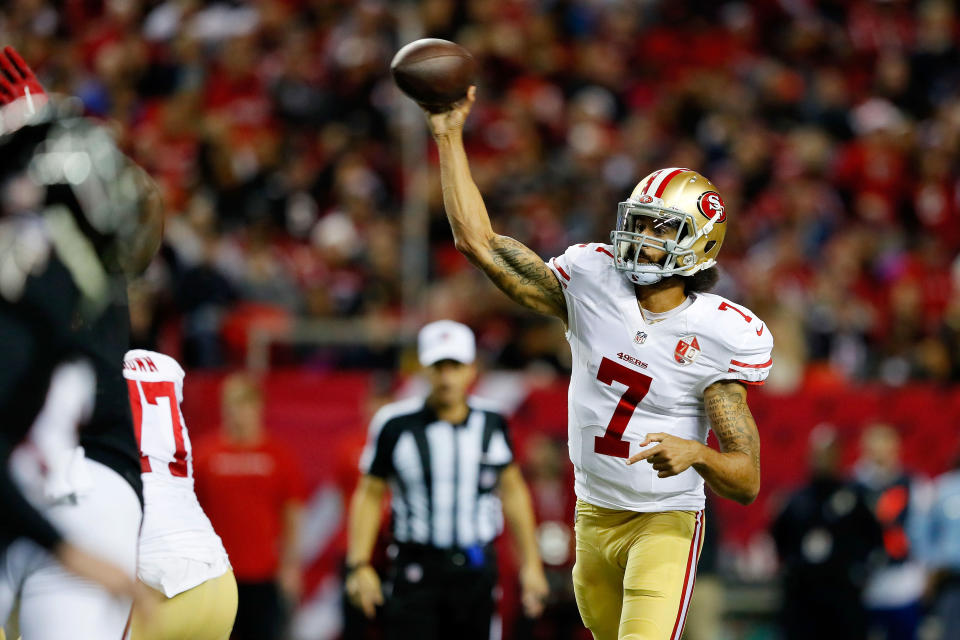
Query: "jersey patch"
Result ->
[[674, 335, 701, 366]]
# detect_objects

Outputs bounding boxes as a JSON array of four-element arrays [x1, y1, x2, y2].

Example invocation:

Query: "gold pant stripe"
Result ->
[[572, 500, 704, 640], [130, 569, 238, 640]]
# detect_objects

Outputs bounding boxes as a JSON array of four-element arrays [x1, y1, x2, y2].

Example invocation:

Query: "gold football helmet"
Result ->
[[610, 167, 727, 285]]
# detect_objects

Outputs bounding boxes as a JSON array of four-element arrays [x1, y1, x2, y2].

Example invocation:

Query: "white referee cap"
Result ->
[[418, 320, 476, 367]]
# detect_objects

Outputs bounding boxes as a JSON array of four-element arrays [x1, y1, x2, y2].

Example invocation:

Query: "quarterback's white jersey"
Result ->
[[546, 244, 773, 512], [123, 349, 230, 597]]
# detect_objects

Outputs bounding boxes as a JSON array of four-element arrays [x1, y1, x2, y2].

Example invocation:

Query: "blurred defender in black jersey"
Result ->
[[0, 47, 163, 639]]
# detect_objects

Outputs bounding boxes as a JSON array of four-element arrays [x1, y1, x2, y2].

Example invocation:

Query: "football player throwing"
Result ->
[[423, 87, 771, 640]]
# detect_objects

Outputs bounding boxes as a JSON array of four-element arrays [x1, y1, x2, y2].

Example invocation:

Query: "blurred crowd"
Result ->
[[771, 422, 960, 640], [3, 0, 960, 384]]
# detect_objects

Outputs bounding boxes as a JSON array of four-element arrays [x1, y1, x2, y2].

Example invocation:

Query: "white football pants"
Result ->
[[0, 457, 142, 639]]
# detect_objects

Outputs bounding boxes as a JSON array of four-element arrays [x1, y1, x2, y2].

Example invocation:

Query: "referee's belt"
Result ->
[[393, 542, 494, 569]]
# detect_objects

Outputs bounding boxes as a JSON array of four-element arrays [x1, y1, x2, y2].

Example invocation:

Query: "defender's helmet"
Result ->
[[610, 167, 727, 285], [0, 96, 148, 309]]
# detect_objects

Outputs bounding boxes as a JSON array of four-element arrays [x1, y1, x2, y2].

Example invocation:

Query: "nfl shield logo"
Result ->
[[634, 331, 647, 345], [674, 335, 701, 365]]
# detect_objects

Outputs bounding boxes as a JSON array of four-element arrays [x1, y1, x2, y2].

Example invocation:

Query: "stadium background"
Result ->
[[3, 0, 960, 638]]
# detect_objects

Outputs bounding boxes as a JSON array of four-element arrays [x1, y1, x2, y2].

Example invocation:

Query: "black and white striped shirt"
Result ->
[[359, 397, 514, 549]]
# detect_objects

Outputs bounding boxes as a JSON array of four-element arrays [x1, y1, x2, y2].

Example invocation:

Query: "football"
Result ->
[[390, 39, 476, 112]]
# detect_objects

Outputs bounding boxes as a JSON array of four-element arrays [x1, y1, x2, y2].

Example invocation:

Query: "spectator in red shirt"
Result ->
[[194, 373, 307, 640]]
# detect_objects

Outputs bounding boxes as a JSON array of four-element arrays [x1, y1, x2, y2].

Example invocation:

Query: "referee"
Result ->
[[346, 320, 549, 639]]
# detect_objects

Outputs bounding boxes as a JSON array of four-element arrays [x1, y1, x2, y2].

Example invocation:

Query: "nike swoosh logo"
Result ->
[[756, 325, 764, 336]]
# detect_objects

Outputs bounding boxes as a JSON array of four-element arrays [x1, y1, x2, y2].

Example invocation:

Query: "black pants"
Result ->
[[233, 580, 284, 640], [385, 544, 497, 640]]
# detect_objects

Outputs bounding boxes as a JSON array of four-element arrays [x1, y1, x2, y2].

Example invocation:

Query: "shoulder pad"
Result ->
[[696, 294, 773, 385]]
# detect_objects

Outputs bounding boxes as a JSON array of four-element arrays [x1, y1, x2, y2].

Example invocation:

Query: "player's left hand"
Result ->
[[626, 433, 705, 477], [519, 561, 549, 618]]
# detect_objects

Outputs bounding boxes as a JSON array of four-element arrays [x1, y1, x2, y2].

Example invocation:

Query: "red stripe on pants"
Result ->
[[670, 511, 703, 640]]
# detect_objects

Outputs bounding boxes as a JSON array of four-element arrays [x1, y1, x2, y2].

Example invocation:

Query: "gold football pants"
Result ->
[[572, 500, 704, 640], [130, 569, 238, 640]]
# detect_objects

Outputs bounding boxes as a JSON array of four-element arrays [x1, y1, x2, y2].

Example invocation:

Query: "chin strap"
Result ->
[[627, 264, 664, 285]]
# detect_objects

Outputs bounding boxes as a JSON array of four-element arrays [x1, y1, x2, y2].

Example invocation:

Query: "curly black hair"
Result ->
[[679, 266, 719, 294]]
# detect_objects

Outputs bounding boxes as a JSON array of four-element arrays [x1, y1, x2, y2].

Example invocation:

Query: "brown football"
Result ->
[[390, 39, 476, 112]]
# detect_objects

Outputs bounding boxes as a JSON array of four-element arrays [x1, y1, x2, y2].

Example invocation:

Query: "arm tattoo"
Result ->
[[484, 235, 566, 317], [705, 382, 760, 470]]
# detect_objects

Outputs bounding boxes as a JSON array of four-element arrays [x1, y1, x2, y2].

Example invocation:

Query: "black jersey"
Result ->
[[0, 218, 143, 551], [75, 277, 143, 504], [0, 225, 83, 549], [0, 100, 153, 550]]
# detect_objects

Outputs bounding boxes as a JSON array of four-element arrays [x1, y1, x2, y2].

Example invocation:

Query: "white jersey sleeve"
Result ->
[[693, 296, 774, 392], [547, 243, 614, 299], [546, 243, 621, 332], [122, 349, 231, 597], [123, 349, 189, 478]]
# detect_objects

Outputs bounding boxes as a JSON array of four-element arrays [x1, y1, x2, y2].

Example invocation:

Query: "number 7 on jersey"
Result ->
[[126, 379, 189, 477], [593, 357, 653, 458]]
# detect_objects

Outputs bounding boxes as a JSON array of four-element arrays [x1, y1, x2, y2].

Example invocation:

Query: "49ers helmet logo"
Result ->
[[697, 191, 726, 223]]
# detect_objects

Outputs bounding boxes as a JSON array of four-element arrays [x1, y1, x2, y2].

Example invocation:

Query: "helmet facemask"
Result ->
[[610, 198, 716, 285]]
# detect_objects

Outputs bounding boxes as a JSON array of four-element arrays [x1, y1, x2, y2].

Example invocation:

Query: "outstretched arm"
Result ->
[[425, 87, 567, 321]]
